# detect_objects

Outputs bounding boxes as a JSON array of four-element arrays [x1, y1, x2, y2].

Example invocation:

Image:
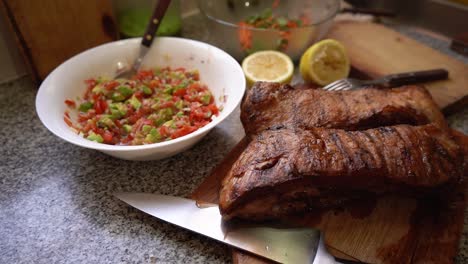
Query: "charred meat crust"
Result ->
[[241, 82, 447, 135], [219, 125, 462, 219]]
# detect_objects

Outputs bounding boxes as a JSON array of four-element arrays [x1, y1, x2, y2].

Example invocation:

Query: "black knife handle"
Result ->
[[141, 0, 172, 48], [384, 69, 449, 88]]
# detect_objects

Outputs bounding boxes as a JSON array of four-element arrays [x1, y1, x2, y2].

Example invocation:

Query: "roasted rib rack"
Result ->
[[220, 82, 463, 220]]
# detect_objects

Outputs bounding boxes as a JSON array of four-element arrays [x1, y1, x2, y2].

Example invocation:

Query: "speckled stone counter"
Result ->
[[1, 14, 468, 264]]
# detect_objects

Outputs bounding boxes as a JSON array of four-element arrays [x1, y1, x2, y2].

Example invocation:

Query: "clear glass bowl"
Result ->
[[197, 0, 340, 61]]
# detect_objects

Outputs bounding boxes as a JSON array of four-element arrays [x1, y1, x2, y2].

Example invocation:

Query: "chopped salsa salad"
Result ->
[[238, 0, 310, 52], [64, 67, 219, 146]]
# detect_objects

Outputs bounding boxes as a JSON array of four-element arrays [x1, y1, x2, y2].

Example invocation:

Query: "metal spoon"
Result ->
[[115, 0, 172, 79]]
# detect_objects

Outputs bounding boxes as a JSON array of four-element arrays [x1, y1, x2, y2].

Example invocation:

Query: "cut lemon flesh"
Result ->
[[242, 50, 294, 86], [300, 39, 350, 86]]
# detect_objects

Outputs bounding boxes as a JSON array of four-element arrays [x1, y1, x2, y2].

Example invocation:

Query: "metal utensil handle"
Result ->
[[341, 7, 396, 17], [384, 69, 449, 87], [141, 0, 172, 47]]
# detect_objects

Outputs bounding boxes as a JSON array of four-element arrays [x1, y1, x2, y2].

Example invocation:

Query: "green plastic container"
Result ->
[[116, 0, 181, 38]]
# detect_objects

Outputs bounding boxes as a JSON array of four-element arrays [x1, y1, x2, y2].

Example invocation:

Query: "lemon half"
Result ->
[[299, 39, 350, 86], [242, 50, 294, 86]]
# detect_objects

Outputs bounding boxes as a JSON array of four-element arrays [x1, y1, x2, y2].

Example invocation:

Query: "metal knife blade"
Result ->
[[115, 193, 338, 264]]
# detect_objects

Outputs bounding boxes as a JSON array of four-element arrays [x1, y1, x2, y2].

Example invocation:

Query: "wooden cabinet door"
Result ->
[[1, 0, 118, 83]]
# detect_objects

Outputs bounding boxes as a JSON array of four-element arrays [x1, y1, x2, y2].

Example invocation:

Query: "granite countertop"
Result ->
[[1, 13, 468, 264]]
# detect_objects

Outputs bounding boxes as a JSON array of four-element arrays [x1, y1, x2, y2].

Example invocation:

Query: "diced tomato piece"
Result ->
[[65, 99, 76, 108], [94, 99, 106, 114], [91, 93, 98, 102], [83, 121, 97, 132], [134, 91, 144, 100], [94, 128, 105, 135], [114, 120, 122, 128], [121, 135, 133, 144], [142, 119, 153, 126], [78, 112, 94, 122], [136, 70, 154, 81], [173, 88, 186, 97], [160, 101, 174, 108], [125, 107, 134, 117], [159, 125, 169, 137], [208, 104, 219, 116], [100, 100, 108, 112], [104, 80, 119, 91], [171, 125, 197, 139], [188, 83, 201, 92], [103, 130, 114, 144], [85, 79, 97, 88], [64, 116, 73, 127], [183, 94, 193, 102], [172, 79, 181, 86], [193, 120, 209, 128], [128, 111, 142, 124], [149, 80, 160, 89]]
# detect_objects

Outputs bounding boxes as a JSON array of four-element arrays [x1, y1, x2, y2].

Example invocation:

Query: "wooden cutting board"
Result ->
[[326, 21, 468, 115], [191, 22, 468, 264], [192, 131, 468, 264], [191, 130, 467, 264]]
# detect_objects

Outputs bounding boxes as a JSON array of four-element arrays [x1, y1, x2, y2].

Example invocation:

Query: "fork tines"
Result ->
[[323, 79, 352, 91]]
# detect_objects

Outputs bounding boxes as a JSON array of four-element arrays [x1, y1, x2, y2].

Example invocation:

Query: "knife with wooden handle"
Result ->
[[115, 193, 341, 264]]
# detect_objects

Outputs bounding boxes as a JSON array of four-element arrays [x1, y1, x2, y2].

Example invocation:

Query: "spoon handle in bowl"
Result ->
[[141, 0, 172, 48]]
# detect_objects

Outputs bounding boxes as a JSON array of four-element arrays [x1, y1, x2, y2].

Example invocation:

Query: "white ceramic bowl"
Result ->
[[36, 37, 246, 160]]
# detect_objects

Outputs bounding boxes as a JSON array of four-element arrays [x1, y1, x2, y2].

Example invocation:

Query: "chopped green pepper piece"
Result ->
[[175, 80, 190, 90], [162, 94, 173, 101], [142, 124, 152, 133], [145, 128, 161, 143], [260, 8, 272, 20], [151, 102, 160, 110], [78, 102, 93, 112], [159, 108, 173, 120], [277, 17, 288, 28], [110, 109, 121, 119], [141, 85, 152, 95], [115, 78, 127, 84], [87, 132, 103, 143], [175, 100, 183, 109], [163, 85, 174, 95], [117, 85, 133, 97], [92, 84, 104, 94], [95, 76, 109, 84], [200, 94, 211, 105], [163, 120, 176, 128], [123, 124, 132, 133], [153, 68, 162, 76], [109, 102, 127, 118], [154, 116, 166, 126], [111, 92, 125, 102], [128, 96, 141, 109], [97, 115, 115, 128], [247, 14, 260, 24]]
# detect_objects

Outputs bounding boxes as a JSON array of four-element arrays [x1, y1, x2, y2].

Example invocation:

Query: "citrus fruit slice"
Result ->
[[299, 39, 350, 86], [242, 50, 294, 86]]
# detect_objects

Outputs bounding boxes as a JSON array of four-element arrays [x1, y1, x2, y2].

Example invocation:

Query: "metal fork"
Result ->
[[115, 0, 171, 79], [323, 69, 449, 91]]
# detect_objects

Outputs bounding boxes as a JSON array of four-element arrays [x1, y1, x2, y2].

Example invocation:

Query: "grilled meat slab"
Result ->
[[219, 125, 462, 220], [241, 82, 447, 135]]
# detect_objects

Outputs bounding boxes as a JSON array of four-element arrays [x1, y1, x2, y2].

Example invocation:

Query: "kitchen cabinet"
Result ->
[[0, 0, 118, 83]]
